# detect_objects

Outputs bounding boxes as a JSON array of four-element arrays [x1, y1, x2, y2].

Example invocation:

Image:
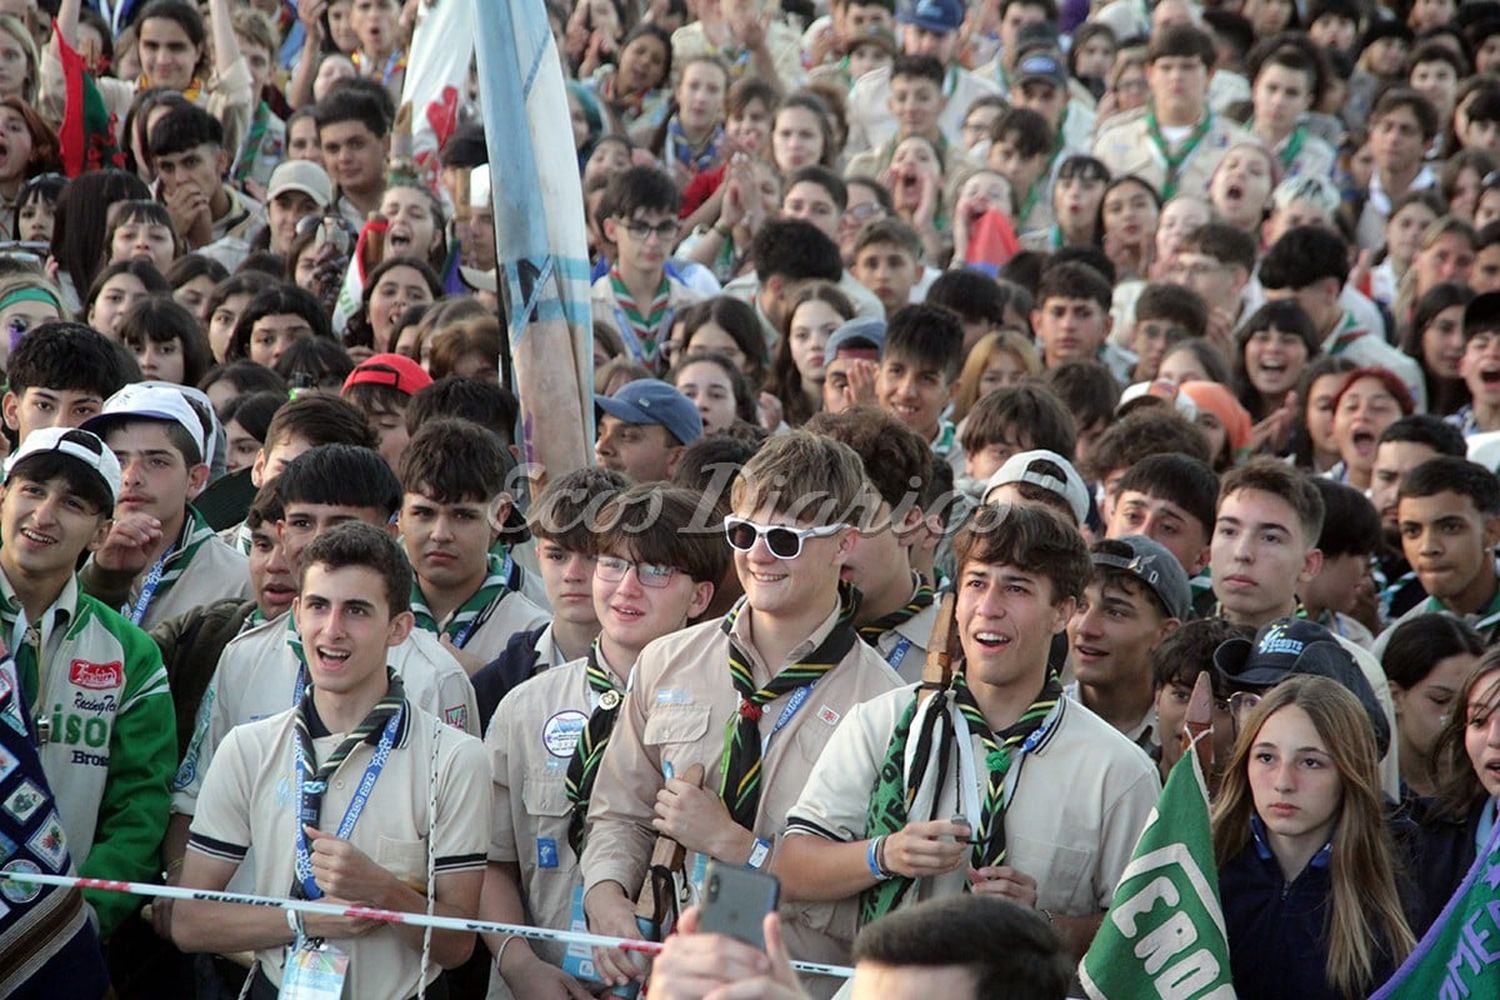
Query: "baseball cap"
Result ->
[[1093, 535, 1192, 621], [267, 160, 332, 209], [1213, 617, 1389, 756], [983, 449, 1091, 525], [899, 0, 964, 34], [84, 384, 207, 465], [595, 379, 703, 446], [342, 353, 434, 397], [847, 25, 898, 59], [4, 426, 121, 505], [1119, 380, 1199, 420], [1015, 22, 1062, 59], [470, 167, 491, 210], [825, 317, 885, 360], [1015, 51, 1067, 89]]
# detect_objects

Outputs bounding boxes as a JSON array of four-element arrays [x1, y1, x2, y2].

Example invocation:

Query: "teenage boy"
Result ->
[[1302, 479, 1381, 649], [1354, 88, 1440, 250], [777, 504, 1159, 959], [591, 166, 706, 368], [1067, 536, 1190, 750], [851, 218, 923, 313], [1454, 291, 1500, 437], [1169, 223, 1256, 337], [264, 159, 332, 257], [823, 318, 885, 416], [845, 54, 955, 177], [0, 427, 175, 938], [723, 219, 855, 351], [1249, 41, 1338, 181], [1044, 361, 1119, 472], [1030, 262, 1116, 375], [172, 523, 489, 998], [1105, 452, 1219, 607], [230, 8, 285, 190], [875, 304, 965, 476], [472, 467, 629, 728], [580, 432, 902, 979], [80, 385, 252, 630], [1370, 415, 1465, 620], [1376, 457, 1500, 655], [982, 450, 1092, 528], [1009, 47, 1093, 161], [1092, 24, 1250, 201], [149, 104, 265, 267], [481, 485, 724, 993], [1259, 225, 1426, 410], [1208, 459, 1399, 794], [314, 86, 392, 230], [958, 384, 1076, 495], [845, 0, 1000, 156], [2, 321, 133, 445], [1126, 283, 1210, 382], [398, 419, 548, 669], [339, 352, 432, 470], [1089, 409, 1212, 523], [594, 378, 704, 483], [987, 107, 1055, 236], [806, 406, 939, 682]]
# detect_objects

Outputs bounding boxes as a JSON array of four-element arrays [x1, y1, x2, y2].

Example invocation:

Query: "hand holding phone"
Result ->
[[698, 861, 780, 951]]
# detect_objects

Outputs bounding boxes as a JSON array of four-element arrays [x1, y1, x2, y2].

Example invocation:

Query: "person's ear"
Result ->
[[1050, 595, 1077, 634], [1484, 513, 1500, 549], [250, 448, 268, 488], [186, 462, 210, 500], [1, 391, 19, 432], [386, 609, 415, 648], [1298, 546, 1324, 585], [1157, 617, 1181, 645], [688, 579, 716, 618], [602, 216, 619, 244], [664, 443, 685, 478], [1191, 542, 1210, 576], [86, 515, 113, 554]]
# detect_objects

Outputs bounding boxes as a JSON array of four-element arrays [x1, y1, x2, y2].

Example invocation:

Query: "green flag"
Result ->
[[1080, 747, 1236, 1000], [1368, 814, 1500, 999]]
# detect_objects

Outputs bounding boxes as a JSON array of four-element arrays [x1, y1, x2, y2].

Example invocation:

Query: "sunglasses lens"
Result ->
[[764, 527, 802, 559], [726, 521, 757, 551]]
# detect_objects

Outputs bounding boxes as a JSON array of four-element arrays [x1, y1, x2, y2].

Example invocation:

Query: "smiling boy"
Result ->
[[875, 304, 965, 475], [2, 323, 133, 447], [1451, 291, 1500, 437]]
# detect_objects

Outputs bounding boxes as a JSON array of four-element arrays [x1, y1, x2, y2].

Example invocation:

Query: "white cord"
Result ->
[[418, 712, 441, 999]]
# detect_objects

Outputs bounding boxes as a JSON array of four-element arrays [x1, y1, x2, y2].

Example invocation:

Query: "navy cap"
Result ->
[[825, 317, 886, 360], [1015, 50, 1067, 89], [595, 379, 703, 446], [1094, 535, 1192, 621], [899, 0, 964, 34], [1213, 617, 1389, 756]]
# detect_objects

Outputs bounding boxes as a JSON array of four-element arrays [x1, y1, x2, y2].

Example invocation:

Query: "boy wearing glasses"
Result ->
[[591, 166, 706, 369], [580, 432, 901, 986], [397, 420, 548, 673], [480, 485, 723, 994]]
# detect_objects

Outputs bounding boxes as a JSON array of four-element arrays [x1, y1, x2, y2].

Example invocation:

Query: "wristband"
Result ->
[[713, 220, 732, 239], [867, 835, 889, 880], [286, 906, 304, 942]]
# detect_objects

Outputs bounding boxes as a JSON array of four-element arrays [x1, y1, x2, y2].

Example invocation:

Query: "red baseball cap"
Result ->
[[341, 353, 433, 397]]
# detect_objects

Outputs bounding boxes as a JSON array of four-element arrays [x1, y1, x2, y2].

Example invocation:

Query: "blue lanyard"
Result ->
[[885, 636, 912, 670], [124, 553, 168, 625], [291, 707, 402, 900], [448, 550, 514, 650], [760, 685, 810, 756]]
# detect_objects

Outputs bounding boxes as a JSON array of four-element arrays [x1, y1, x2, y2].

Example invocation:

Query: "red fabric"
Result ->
[[966, 210, 1021, 271], [55, 21, 85, 178], [681, 163, 728, 218]]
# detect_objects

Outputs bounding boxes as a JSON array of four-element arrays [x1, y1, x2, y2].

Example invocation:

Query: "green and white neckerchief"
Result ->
[[0, 584, 63, 715], [931, 420, 958, 458], [718, 584, 860, 828], [410, 552, 512, 649], [1145, 104, 1215, 201], [609, 266, 671, 357], [233, 101, 272, 184], [563, 640, 627, 857], [1323, 310, 1366, 354], [859, 669, 1062, 925], [857, 575, 935, 646], [1277, 124, 1308, 174], [124, 506, 216, 625], [1425, 583, 1500, 639]]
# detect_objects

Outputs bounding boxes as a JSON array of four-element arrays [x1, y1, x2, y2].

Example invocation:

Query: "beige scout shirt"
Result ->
[[172, 611, 479, 815], [845, 64, 1002, 158], [869, 599, 938, 685], [668, 21, 807, 92], [120, 533, 253, 631], [580, 605, 902, 966], [419, 589, 550, 667], [1091, 107, 1253, 201], [485, 656, 597, 966], [188, 700, 490, 999], [786, 685, 1160, 922]]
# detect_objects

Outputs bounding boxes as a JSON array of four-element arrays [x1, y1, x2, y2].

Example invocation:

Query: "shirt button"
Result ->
[[335, 780, 345, 789]]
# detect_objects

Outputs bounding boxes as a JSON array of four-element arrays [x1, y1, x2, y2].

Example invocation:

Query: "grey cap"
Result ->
[[1093, 535, 1192, 621]]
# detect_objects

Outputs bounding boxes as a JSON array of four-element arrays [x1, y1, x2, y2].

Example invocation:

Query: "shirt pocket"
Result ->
[[521, 772, 575, 871], [642, 703, 712, 746], [1008, 833, 1096, 914], [376, 835, 429, 891]]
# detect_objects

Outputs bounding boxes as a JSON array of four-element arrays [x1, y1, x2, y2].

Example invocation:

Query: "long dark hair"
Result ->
[[1401, 282, 1473, 417], [51, 169, 152, 297], [1232, 299, 1321, 422]]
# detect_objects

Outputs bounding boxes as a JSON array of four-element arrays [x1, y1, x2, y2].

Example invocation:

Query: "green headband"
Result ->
[[0, 286, 61, 314]]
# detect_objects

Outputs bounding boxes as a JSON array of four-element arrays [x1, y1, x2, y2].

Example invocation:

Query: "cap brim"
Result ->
[[1212, 637, 1287, 690], [594, 394, 654, 427], [269, 183, 330, 208]]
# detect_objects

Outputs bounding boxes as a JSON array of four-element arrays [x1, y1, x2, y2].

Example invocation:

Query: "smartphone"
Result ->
[[699, 861, 780, 951]]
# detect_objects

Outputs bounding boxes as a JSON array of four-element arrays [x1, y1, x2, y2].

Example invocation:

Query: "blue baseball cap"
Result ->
[[595, 379, 703, 446], [825, 317, 886, 360], [899, 0, 964, 34]]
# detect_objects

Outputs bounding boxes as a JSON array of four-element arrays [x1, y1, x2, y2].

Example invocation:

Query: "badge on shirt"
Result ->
[[537, 837, 559, 869], [542, 710, 589, 758], [599, 690, 621, 711], [817, 705, 841, 727], [281, 940, 350, 1000]]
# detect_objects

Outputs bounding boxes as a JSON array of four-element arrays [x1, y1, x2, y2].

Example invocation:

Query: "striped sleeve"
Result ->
[[186, 832, 249, 864]]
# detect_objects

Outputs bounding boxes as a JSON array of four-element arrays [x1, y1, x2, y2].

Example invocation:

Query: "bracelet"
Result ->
[[286, 906, 304, 942], [495, 934, 518, 972], [1039, 907, 1055, 924], [867, 835, 890, 880]]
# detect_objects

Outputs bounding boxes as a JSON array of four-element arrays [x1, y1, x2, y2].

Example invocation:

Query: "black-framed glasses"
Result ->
[[596, 554, 678, 588], [723, 516, 845, 560], [618, 218, 679, 242]]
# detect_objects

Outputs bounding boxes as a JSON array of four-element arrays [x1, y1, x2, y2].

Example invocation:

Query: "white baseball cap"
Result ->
[[983, 449, 1091, 525], [267, 160, 333, 209], [4, 426, 122, 504], [83, 384, 208, 464]]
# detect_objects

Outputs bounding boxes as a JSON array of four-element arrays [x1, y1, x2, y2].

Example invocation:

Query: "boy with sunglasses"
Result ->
[[580, 432, 902, 986], [480, 485, 724, 994]]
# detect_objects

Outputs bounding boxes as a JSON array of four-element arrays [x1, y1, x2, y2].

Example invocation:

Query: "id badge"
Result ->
[[561, 884, 639, 998], [280, 940, 350, 1000]]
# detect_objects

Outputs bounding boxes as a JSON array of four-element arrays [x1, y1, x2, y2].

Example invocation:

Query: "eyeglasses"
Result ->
[[846, 202, 885, 222], [723, 516, 845, 560], [1228, 690, 1263, 730], [596, 554, 678, 588], [618, 219, 679, 242]]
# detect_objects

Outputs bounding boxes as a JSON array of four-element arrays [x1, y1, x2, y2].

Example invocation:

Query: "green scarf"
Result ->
[[410, 552, 511, 649], [718, 583, 860, 828], [859, 669, 1061, 926], [1145, 104, 1215, 201]]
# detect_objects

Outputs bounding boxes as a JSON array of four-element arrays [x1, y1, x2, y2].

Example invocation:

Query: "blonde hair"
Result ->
[[730, 429, 870, 526], [0, 15, 37, 104], [951, 330, 1041, 421], [1211, 676, 1414, 998]]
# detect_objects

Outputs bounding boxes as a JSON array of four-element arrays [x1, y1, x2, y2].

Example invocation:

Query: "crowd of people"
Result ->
[[1, 0, 1500, 998]]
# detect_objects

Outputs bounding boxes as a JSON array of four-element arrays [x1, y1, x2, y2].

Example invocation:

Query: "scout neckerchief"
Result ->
[[410, 550, 514, 649], [563, 640, 626, 857], [608, 265, 672, 359], [858, 669, 1061, 926], [0, 586, 57, 719], [291, 672, 405, 900], [719, 582, 861, 828], [665, 119, 725, 176], [124, 505, 216, 626], [1322, 310, 1366, 355], [351, 48, 406, 88], [1018, 112, 1068, 227], [857, 575, 934, 646], [1145, 103, 1215, 201], [233, 101, 272, 184], [1425, 581, 1500, 639], [931, 420, 957, 459], [139, 74, 202, 102], [1277, 124, 1308, 174]]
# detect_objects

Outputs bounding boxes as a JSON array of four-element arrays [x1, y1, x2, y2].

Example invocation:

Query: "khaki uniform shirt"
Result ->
[[111, 532, 253, 631], [418, 589, 550, 668], [580, 606, 902, 966], [1091, 108, 1252, 200], [188, 700, 490, 999], [786, 685, 1159, 928], [669, 21, 806, 92], [867, 594, 939, 685], [845, 64, 1002, 157]]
